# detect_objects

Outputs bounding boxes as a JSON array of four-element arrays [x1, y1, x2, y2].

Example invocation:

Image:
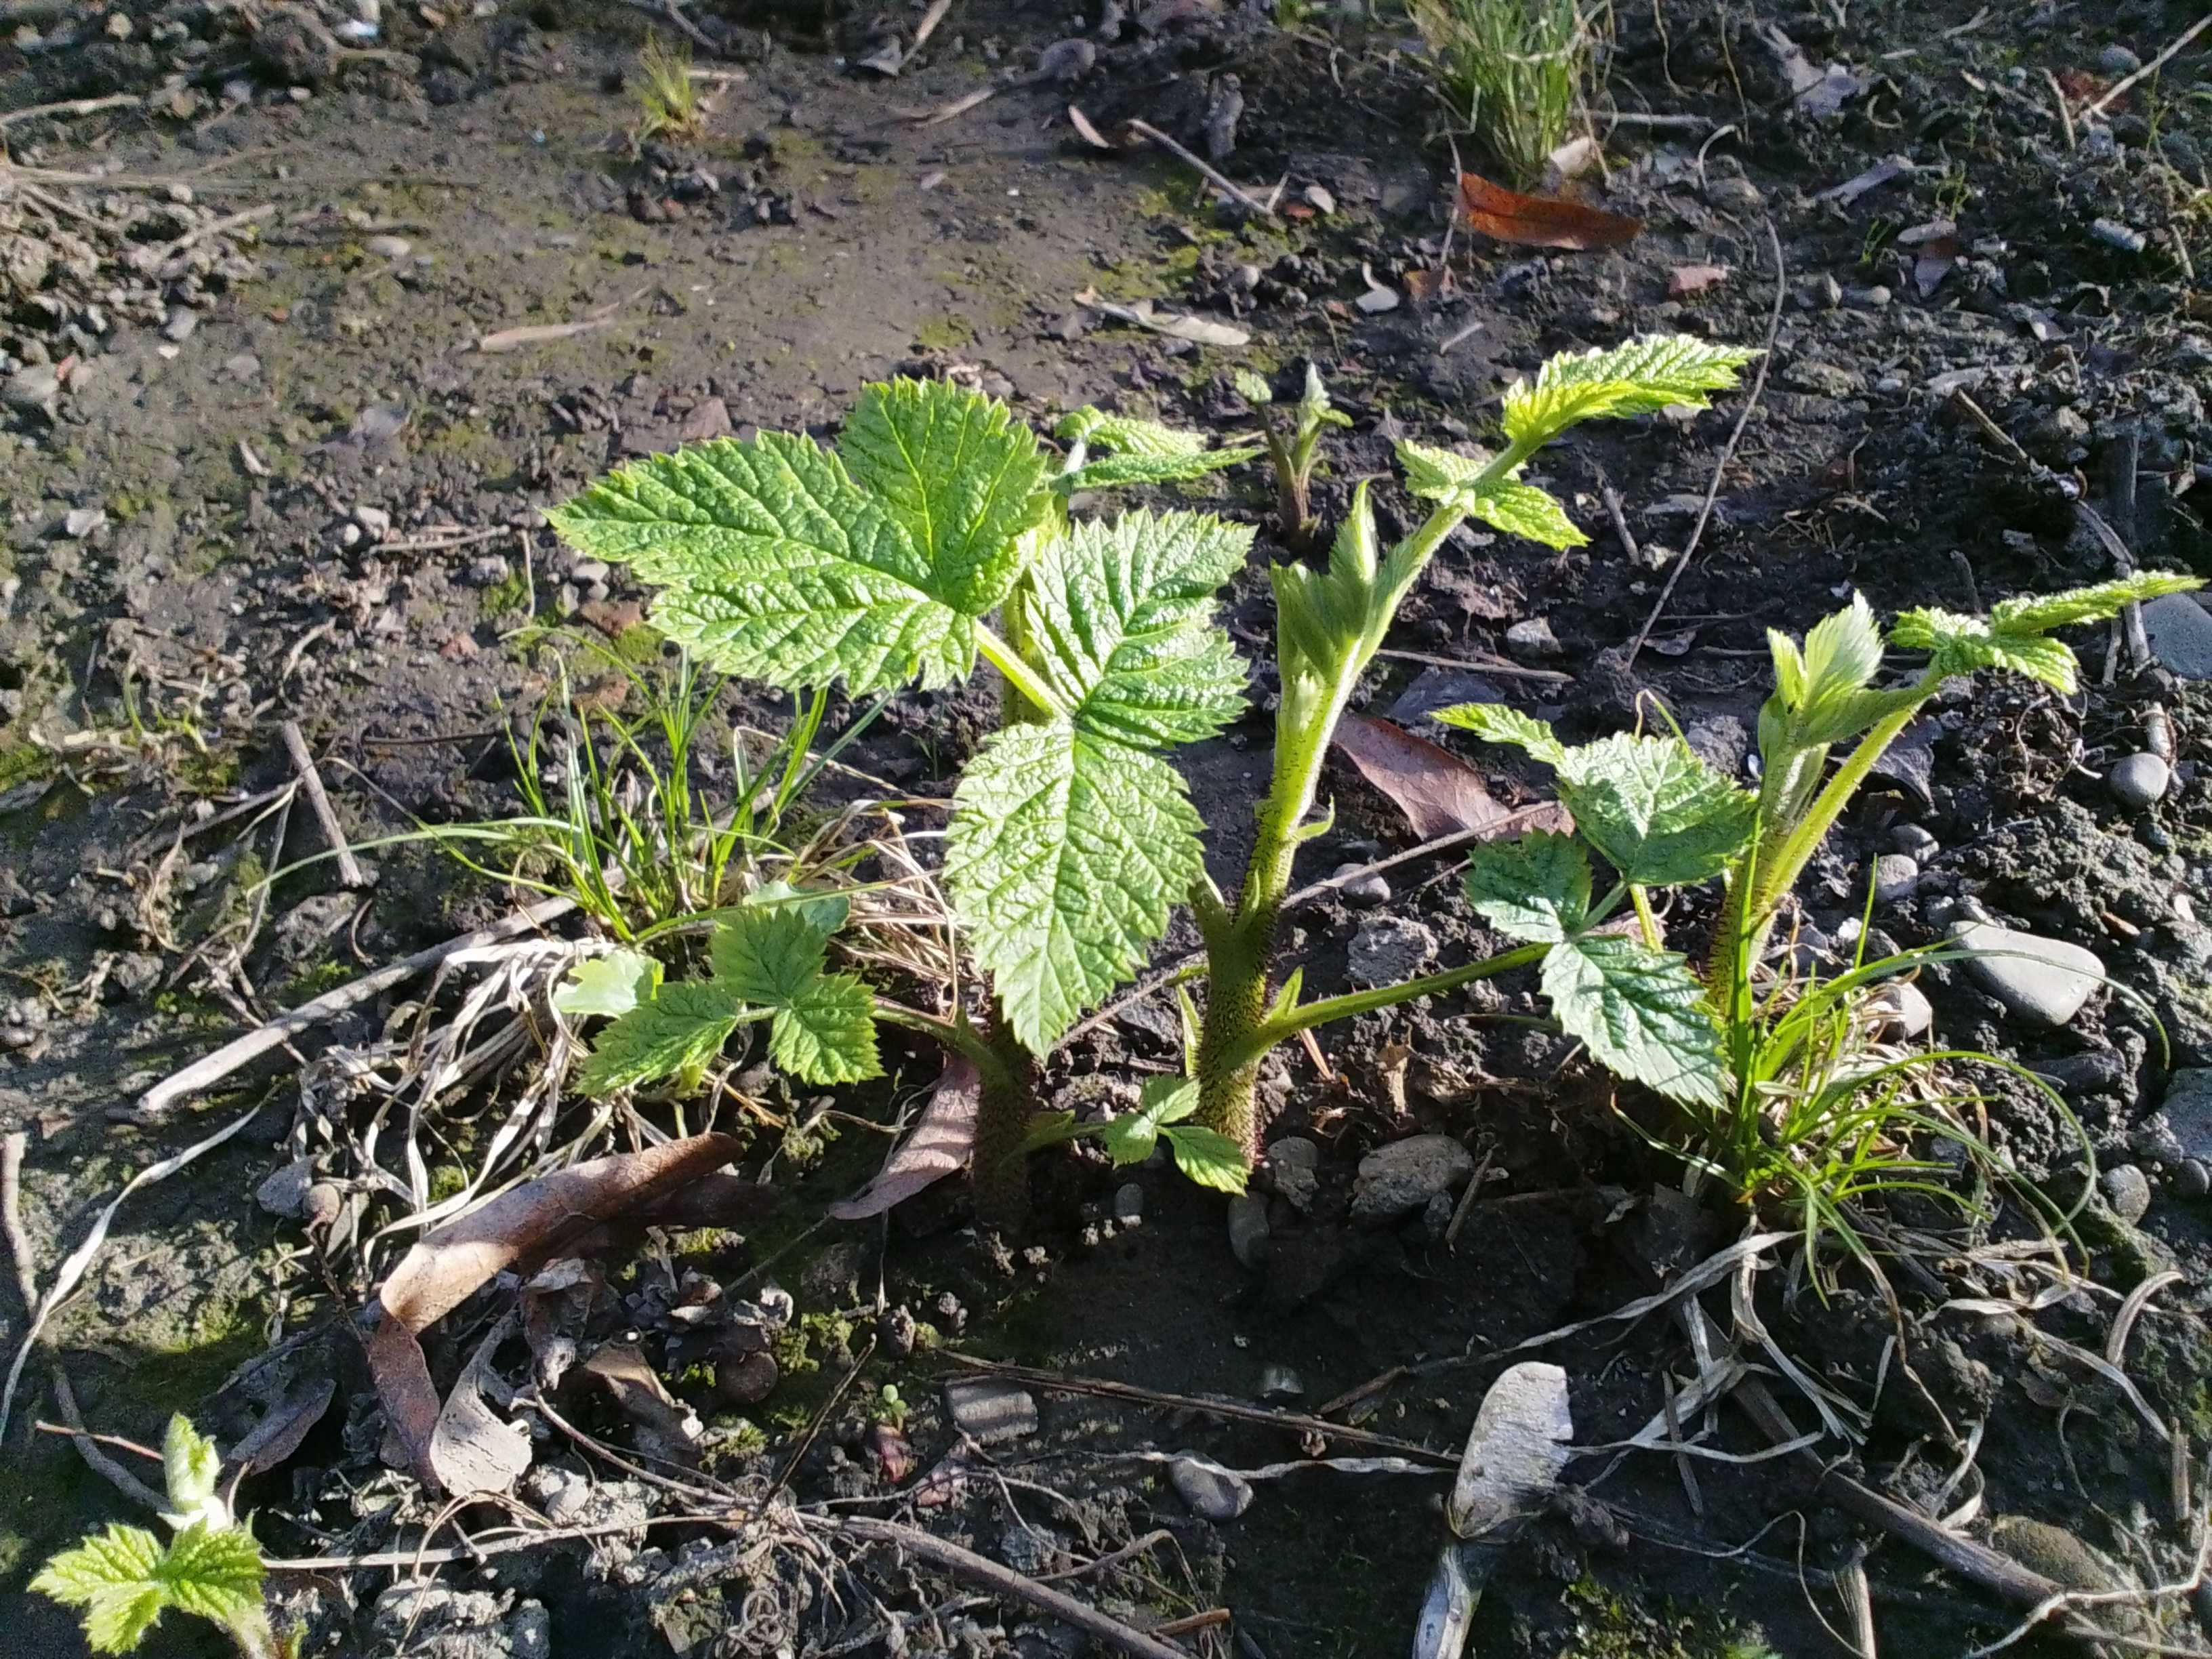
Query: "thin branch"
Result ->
[[1124, 120, 1277, 219], [280, 721, 369, 889]]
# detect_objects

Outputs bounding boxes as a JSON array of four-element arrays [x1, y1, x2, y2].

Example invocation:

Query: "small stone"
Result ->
[[716, 1351, 779, 1405], [365, 234, 413, 258], [1265, 1136, 1319, 1171], [1786, 359, 1861, 397], [1847, 285, 1891, 310], [302, 1182, 345, 1229], [1257, 1364, 1304, 1400], [2143, 595, 2212, 680], [2109, 752, 2171, 808], [1869, 981, 1933, 1040], [1950, 921, 2105, 1028], [1111, 1183, 1144, 1226], [62, 507, 106, 539], [1346, 916, 1437, 986], [2100, 1164, 2152, 1224], [1504, 617, 1561, 660], [2089, 219, 2147, 255], [3, 365, 60, 419], [1170, 1456, 1252, 1521], [223, 352, 262, 382], [2131, 1112, 2188, 1166], [1328, 861, 1391, 907], [463, 554, 510, 587], [1227, 1191, 1271, 1269], [1800, 272, 1843, 309], [2160, 1069, 2212, 1163], [255, 1156, 316, 1219], [353, 504, 392, 540], [1351, 1134, 1474, 1227], [943, 1378, 1038, 1444], [2178, 1160, 2211, 1199], [161, 309, 199, 343], [1891, 824, 1940, 860], [1871, 853, 1919, 904], [105, 9, 132, 37], [2095, 44, 2142, 76]]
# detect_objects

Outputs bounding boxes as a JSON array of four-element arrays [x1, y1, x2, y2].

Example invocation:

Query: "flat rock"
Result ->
[[2142, 594, 2212, 680], [1869, 980, 1933, 1040], [1347, 915, 1437, 986], [943, 1378, 1038, 1444], [1351, 1134, 1473, 1226], [2159, 1069, 2212, 1162], [2101, 1164, 2152, 1224], [1226, 1191, 1271, 1268], [1949, 921, 2104, 1027], [1170, 1454, 1253, 1521], [255, 1156, 315, 1218]]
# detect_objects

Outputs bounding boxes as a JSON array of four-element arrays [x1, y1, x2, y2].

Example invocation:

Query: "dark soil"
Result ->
[[3, 0, 2211, 1654]]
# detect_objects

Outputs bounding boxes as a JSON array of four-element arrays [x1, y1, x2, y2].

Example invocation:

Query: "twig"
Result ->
[[2100, 424, 2152, 673], [132, 895, 576, 1120], [1124, 120, 1276, 219], [1, 1132, 37, 1317], [279, 722, 369, 889], [0, 92, 140, 128], [911, 0, 951, 50], [1625, 219, 1784, 670], [1593, 464, 1642, 569], [2082, 14, 2211, 121], [1841, 1553, 1877, 1658], [827, 1515, 1200, 1659], [1372, 646, 1571, 682], [613, 0, 715, 50], [941, 1353, 1456, 1467], [49, 1368, 167, 1512], [2043, 70, 2076, 150]]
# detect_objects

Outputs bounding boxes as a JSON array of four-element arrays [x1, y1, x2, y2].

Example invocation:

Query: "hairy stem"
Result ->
[[967, 1015, 1038, 1233], [973, 623, 1067, 720]]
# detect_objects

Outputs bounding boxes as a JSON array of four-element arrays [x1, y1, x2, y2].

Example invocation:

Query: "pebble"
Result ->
[[1504, 617, 1561, 660], [353, 504, 392, 540], [2089, 219, 2147, 255], [1346, 916, 1437, 986], [3, 365, 60, 419], [1847, 285, 1891, 310], [1871, 853, 1919, 904], [1111, 1183, 1144, 1227], [2095, 44, 2142, 75], [1350, 1134, 1473, 1227], [1950, 920, 2105, 1027], [1257, 1364, 1303, 1401], [1226, 1191, 1271, 1269], [2100, 1164, 2152, 1225], [1799, 272, 1843, 310], [2142, 595, 2212, 680], [1170, 1456, 1252, 1521], [2179, 1160, 2211, 1199], [1869, 980, 1933, 1040], [1265, 1136, 1319, 1171], [1891, 823, 1940, 861], [62, 506, 106, 539], [255, 1156, 316, 1219], [1328, 861, 1391, 907], [943, 1378, 1038, 1444], [365, 234, 413, 258], [2108, 752, 2170, 808], [2160, 1069, 2212, 1164], [223, 351, 262, 382], [161, 309, 199, 343]]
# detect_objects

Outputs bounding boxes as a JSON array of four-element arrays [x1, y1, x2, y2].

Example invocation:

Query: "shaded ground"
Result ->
[[3, 0, 2212, 1654]]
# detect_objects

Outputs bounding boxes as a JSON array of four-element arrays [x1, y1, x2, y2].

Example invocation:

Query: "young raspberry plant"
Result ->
[[1235, 363, 1351, 553]]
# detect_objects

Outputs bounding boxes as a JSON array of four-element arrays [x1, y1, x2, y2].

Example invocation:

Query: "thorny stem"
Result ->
[[872, 1000, 1031, 1231], [972, 623, 1066, 721]]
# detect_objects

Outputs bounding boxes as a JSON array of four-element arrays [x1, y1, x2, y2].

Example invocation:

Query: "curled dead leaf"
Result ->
[[1333, 714, 1573, 840], [1456, 173, 1641, 251], [830, 1057, 979, 1220]]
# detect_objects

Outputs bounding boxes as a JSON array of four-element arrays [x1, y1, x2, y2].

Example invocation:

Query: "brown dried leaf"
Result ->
[[227, 1378, 335, 1478], [377, 1133, 741, 1334], [365, 1314, 441, 1488], [1456, 173, 1642, 251], [1333, 714, 1573, 840], [830, 1057, 979, 1220]]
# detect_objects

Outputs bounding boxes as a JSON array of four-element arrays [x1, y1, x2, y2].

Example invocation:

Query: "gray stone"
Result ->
[[2179, 1160, 2211, 1199], [1871, 853, 1919, 904], [255, 1156, 315, 1218], [1264, 1135, 1319, 1171], [62, 506, 106, 539], [1870, 980, 1933, 1040], [161, 308, 198, 343], [1504, 617, 1561, 660], [2160, 1069, 2212, 1162], [1891, 823, 1940, 860], [1328, 861, 1391, 907], [365, 234, 413, 258], [943, 1378, 1038, 1444], [3, 365, 61, 419], [1227, 1192, 1271, 1269], [1111, 1182, 1144, 1226], [2131, 1111, 2188, 1166], [1347, 916, 1437, 986], [2100, 1163, 2152, 1224], [2090, 218, 2146, 255], [1170, 1454, 1252, 1521], [1257, 1364, 1304, 1400], [2095, 44, 2142, 75], [2144, 594, 2212, 679], [1950, 921, 2105, 1027], [2109, 752, 2170, 808], [1351, 1134, 1474, 1227]]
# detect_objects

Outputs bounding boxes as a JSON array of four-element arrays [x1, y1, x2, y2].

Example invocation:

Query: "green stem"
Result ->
[[872, 1002, 1019, 1098], [1216, 943, 1549, 1078], [973, 623, 1067, 720], [1630, 886, 1662, 951]]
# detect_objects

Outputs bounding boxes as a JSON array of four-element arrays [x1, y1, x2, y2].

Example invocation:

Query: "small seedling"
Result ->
[[872, 1383, 909, 1426], [1235, 364, 1351, 553], [636, 31, 703, 144], [33, 1416, 284, 1658], [1408, 0, 1589, 184]]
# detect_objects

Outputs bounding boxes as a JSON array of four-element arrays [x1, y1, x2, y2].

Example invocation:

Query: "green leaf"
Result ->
[[1432, 702, 1568, 766], [1013, 1109, 1086, 1156], [747, 881, 852, 935], [545, 432, 978, 695], [32, 1525, 170, 1655], [1554, 734, 1755, 886], [1099, 1076, 1199, 1164], [1058, 447, 1258, 494], [553, 950, 663, 1021], [710, 907, 834, 1005], [1057, 408, 1210, 457], [1233, 369, 1274, 407], [1989, 571, 2202, 633], [1161, 1124, 1248, 1193], [161, 1415, 224, 1530], [1396, 438, 1499, 506], [577, 982, 742, 1094], [1293, 362, 1353, 436], [1893, 572, 2205, 696], [1017, 510, 1250, 747], [1501, 335, 1761, 447], [1464, 832, 1591, 943], [1542, 933, 1725, 1107], [943, 722, 1204, 1052], [770, 974, 881, 1084], [155, 1524, 264, 1629], [838, 377, 1049, 615], [1462, 478, 1588, 549]]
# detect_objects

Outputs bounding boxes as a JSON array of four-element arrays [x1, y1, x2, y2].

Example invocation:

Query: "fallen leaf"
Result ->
[[1304, 183, 1336, 215], [1333, 714, 1573, 840], [366, 1313, 441, 1487], [1401, 266, 1450, 306], [1067, 104, 1118, 150], [430, 1320, 533, 1496], [1447, 1361, 1574, 1539], [1814, 155, 1914, 206], [830, 1057, 979, 1219], [1668, 263, 1730, 297], [1355, 263, 1400, 314], [1869, 715, 1938, 806], [1913, 235, 1963, 298], [1072, 289, 1250, 348], [226, 1378, 336, 1477], [575, 1343, 700, 1465], [377, 1132, 740, 1334], [1456, 173, 1642, 251], [1544, 134, 1601, 184]]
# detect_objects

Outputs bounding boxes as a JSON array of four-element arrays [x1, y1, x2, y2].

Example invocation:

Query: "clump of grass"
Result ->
[[636, 31, 703, 144], [1408, 0, 1589, 184]]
